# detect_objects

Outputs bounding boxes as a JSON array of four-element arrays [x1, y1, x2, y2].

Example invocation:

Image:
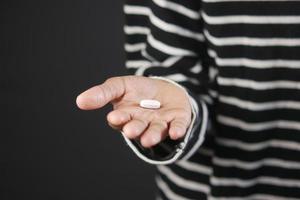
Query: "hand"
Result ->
[[76, 75, 192, 148]]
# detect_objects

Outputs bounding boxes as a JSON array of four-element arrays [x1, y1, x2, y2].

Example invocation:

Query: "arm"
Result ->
[[122, 0, 212, 164]]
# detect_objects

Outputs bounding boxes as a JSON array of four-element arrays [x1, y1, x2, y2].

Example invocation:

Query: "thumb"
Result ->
[[76, 77, 126, 110]]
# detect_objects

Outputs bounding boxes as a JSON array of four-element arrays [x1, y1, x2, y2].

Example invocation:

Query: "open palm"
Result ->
[[76, 75, 192, 148]]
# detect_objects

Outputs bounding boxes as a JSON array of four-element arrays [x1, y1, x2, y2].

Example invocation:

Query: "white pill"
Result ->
[[139, 99, 161, 109]]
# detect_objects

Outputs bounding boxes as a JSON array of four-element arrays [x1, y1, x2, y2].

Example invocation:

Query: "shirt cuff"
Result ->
[[121, 76, 208, 165]]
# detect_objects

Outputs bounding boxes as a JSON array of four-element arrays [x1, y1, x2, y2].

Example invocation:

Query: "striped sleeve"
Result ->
[[122, 0, 212, 165]]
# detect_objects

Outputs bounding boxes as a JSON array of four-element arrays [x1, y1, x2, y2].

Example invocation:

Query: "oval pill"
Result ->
[[139, 99, 161, 109]]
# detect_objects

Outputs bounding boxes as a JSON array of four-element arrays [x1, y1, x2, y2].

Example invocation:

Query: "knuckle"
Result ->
[[137, 110, 154, 122], [174, 119, 187, 128], [123, 120, 144, 139], [97, 84, 109, 101], [103, 77, 125, 102], [163, 109, 190, 121], [152, 120, 167, 130], [106, 84, 115, 98], [95, 85, 105, 105], [136, 118, 147, 127]]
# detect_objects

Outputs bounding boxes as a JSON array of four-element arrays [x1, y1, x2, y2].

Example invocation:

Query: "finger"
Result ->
[[106, 110, 131, 130], [108, 122, 123, 131], [122, 118, 149, 139], [140, 120, 168, 148], [169, 117, 190, 140], [76, 77, 126, 110]]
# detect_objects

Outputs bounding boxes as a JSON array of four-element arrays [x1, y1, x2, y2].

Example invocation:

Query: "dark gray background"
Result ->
[[1, 0, 156, 199]]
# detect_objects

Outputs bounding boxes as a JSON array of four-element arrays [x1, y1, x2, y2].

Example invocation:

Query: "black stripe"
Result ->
[[215, 142, 300, 163], [126, 34, 147, 45], [219, 67, 300, 82], [208, 45, 300, 60], [203, 1, 300, 16], [216, 125, 300, 143], [125, 15, 149, 27], [205, 23, 300, 38], [214, 160, 300, 180], [219, 86, 300, 102], [211, 182, 300, 198]]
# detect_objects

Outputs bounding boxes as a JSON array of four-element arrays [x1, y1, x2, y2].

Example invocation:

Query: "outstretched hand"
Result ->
[[76, 75, 192, 148]]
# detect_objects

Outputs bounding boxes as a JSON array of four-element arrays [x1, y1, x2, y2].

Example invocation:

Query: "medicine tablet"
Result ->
[[139, 99, 161, 109]]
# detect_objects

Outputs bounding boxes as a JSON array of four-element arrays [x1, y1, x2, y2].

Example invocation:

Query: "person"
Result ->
[[76, 0, 300, 199]]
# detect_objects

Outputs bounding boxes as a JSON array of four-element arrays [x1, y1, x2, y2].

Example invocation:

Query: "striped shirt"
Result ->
[[122, 0, 300, 199]]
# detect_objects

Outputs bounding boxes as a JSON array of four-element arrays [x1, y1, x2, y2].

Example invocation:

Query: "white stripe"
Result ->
[[210, 194, 300, 200], [125, 43, 146, 52], [148, 34, 197, 56], [204, 29, 300, 47], [125, 5, 204, 42], [190, 62, 202, 73], [211, 176, 300, 188], [135, 66, 149, 76], [152, 0, 201, 20], [213, 157, 300, 170], [176, 160, 212, 175], [149, 12, 204, 41], [216, 137, 300, 152], [125, 46, 185, 67], [129, 55, 180, 68], [157, 165, 210, 193], [218, 77, 300, 90], [208, 49, 217, 57], [155, 176, 194, 200], [124, 26, 150, 35], [219, 95, 300, 111], [163, 73, 200, 85], [202, 12, 300, 25], [217, 114, 300, 131], [209, 65, 218, 80], [124, 5, 150, 16], [208, 49, 300, 69], [161, 56, 181, 67], [216, 58, 300, 69], [126, 60, 152, 68]]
